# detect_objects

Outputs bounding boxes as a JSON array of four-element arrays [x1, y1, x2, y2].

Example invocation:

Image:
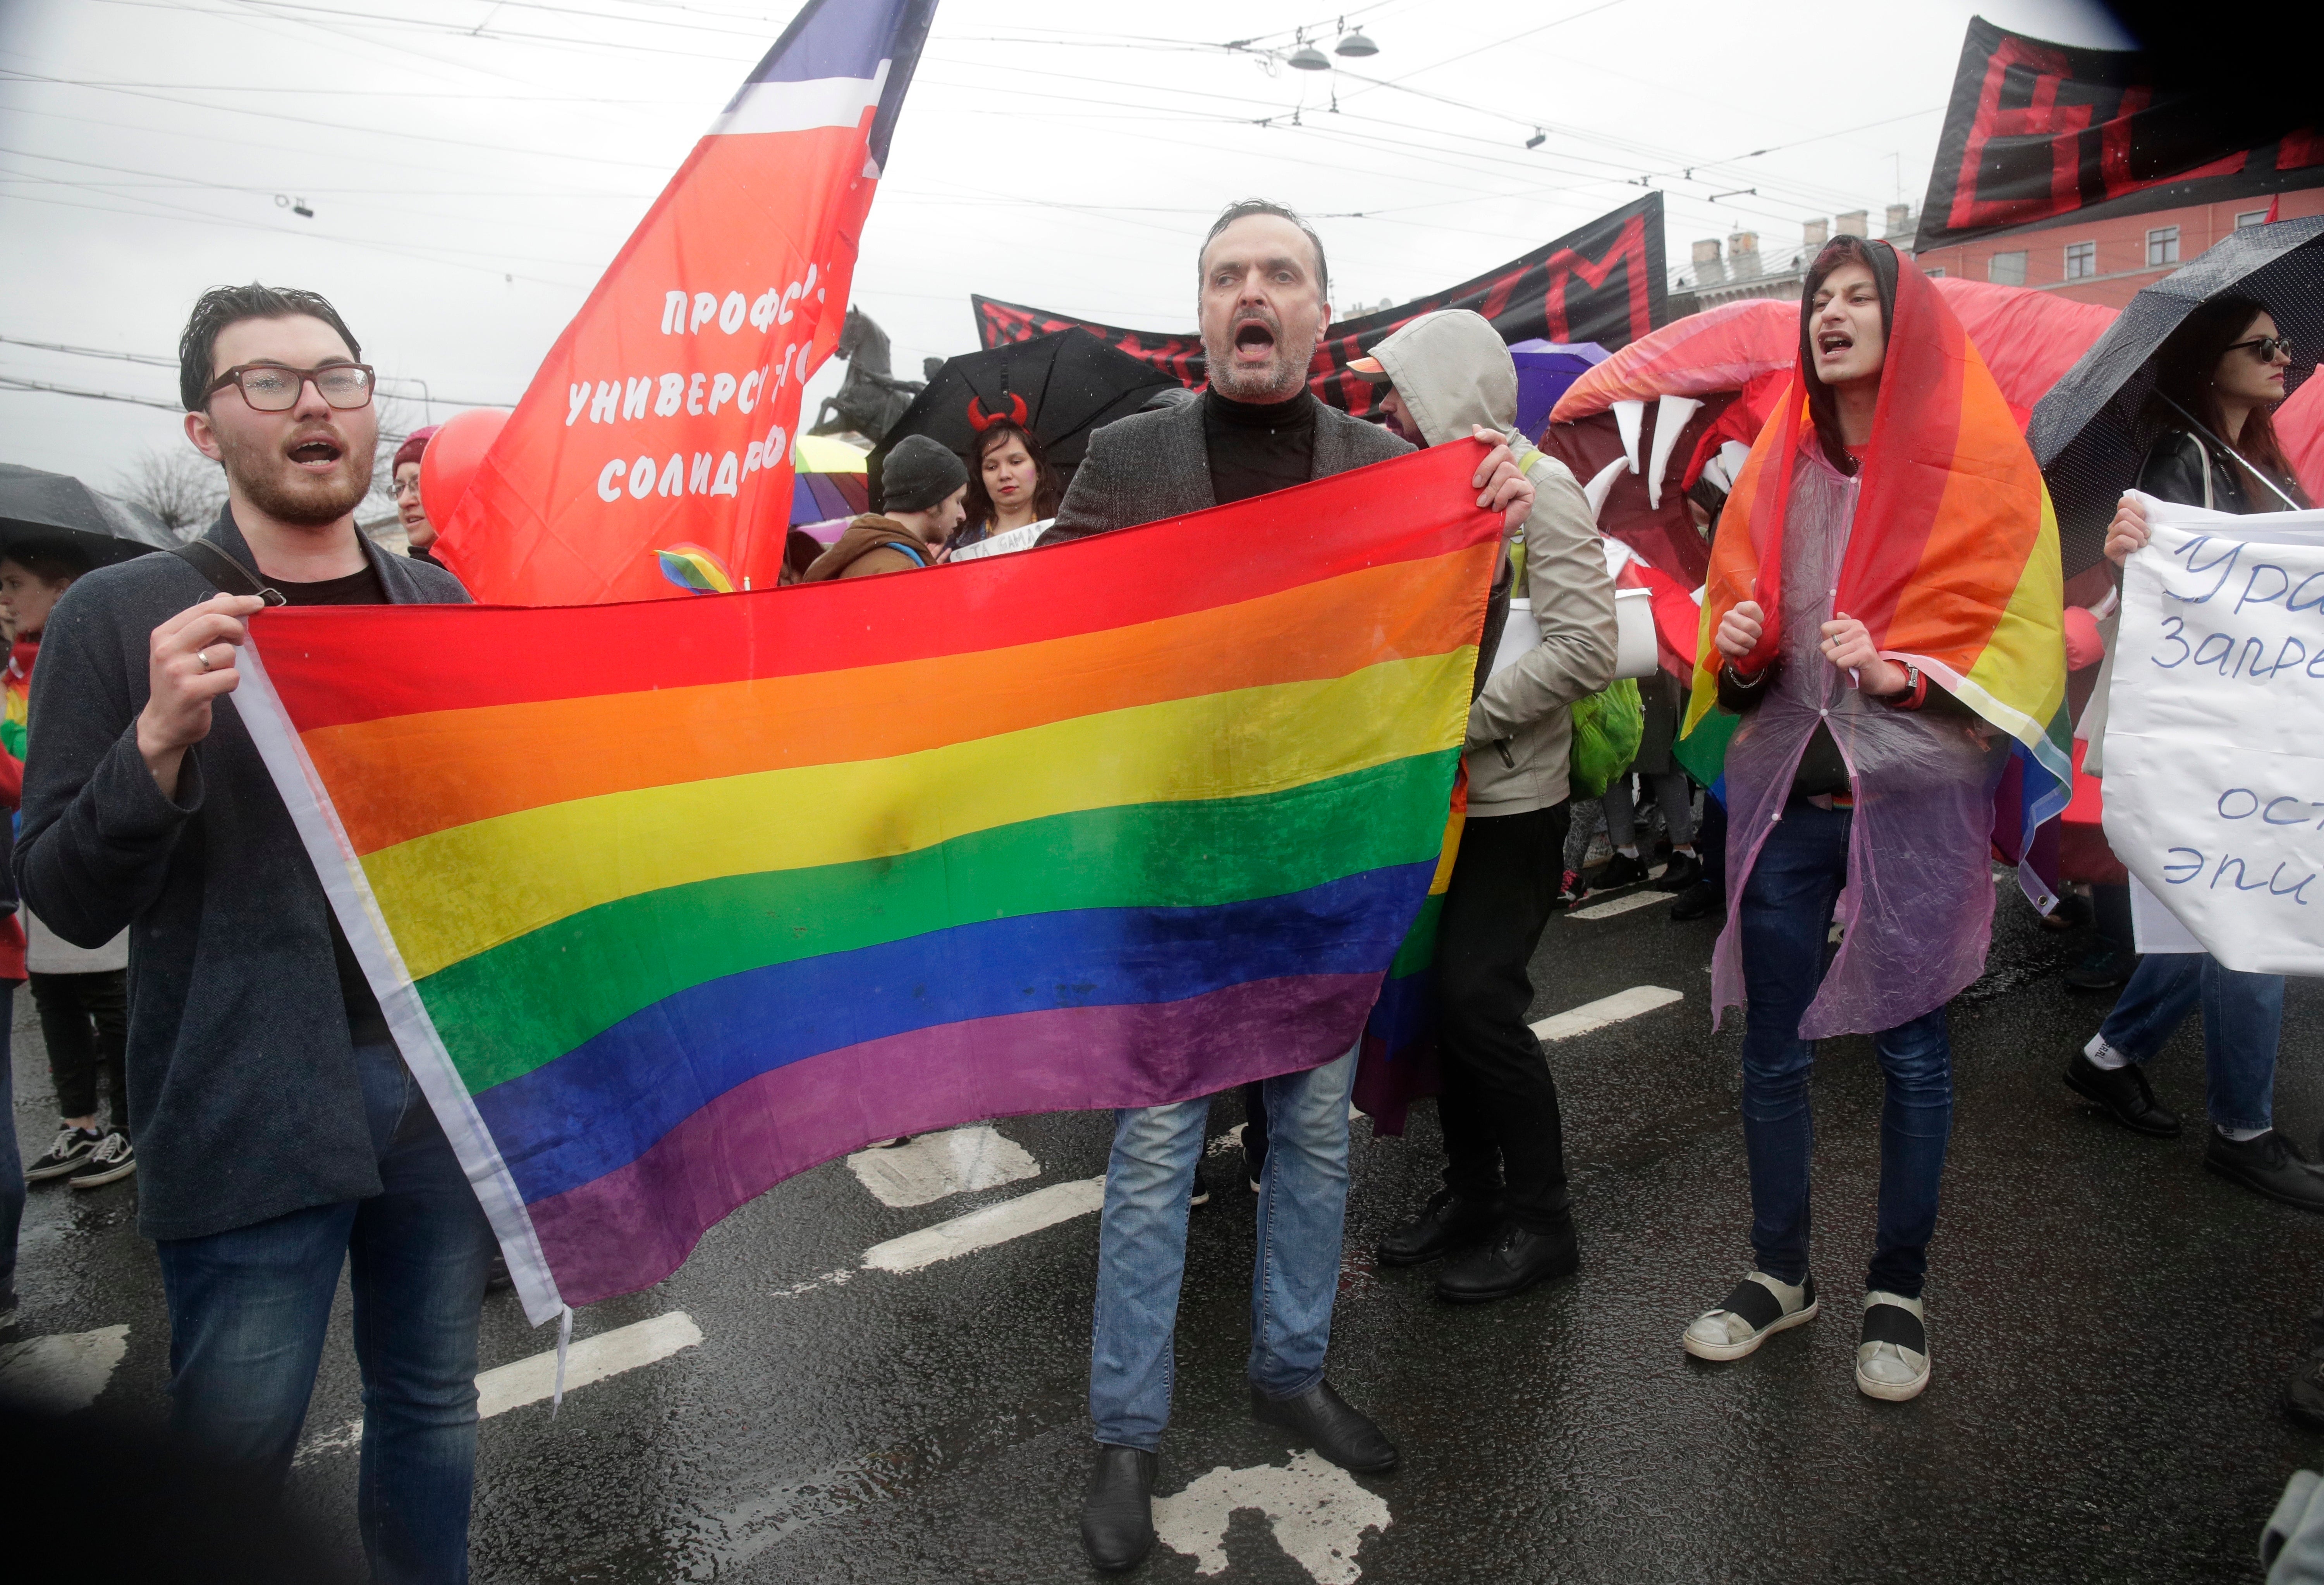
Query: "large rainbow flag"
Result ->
[[238, 444, 1500, 1324], [1676, 250, 2071, 900]]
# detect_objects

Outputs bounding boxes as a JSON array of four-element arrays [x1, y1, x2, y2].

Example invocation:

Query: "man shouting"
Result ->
[[1044, 200, 1535, 1572]]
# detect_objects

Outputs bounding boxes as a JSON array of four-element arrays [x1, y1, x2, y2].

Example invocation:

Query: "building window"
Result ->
[[2064, 241, 2097, 279], [1988, 251, 2028, 286], [2237, 209, 2271, 229], [1924, 266, 1946, 278], [2147, 226, 2180, 267]]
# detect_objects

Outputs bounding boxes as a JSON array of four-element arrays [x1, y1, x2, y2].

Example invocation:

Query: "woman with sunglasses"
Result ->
[[2068, 299, 2320, 1212]]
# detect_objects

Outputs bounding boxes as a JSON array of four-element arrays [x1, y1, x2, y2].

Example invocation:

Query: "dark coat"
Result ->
[[12, 507, 469, 1242], [1038, 392, 1410, 543]]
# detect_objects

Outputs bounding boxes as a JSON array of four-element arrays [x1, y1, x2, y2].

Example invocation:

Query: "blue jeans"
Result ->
[[1739, 803, 1953, 1300], [154, 1042, 494, 1584], [2, 981, 21, 1306], [1090, 1042, 1357, 1450], [2096, 951, 2282, 1133]]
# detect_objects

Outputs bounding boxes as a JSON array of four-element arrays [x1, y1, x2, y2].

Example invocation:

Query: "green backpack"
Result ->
[[1568, 677, 1645, 801]]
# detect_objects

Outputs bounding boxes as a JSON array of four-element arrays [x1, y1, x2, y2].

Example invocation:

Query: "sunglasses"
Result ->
[[205, 360, 376, 412], [2228, 335, 2295, 363]]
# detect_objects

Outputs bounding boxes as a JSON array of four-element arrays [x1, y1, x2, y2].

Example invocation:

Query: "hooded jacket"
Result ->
[[802, 514, 937, 582], [1369, 310, 1618, 815]]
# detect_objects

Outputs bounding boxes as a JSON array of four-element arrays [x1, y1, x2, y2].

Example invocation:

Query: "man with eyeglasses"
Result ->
[[13, 284, 487, 1580]]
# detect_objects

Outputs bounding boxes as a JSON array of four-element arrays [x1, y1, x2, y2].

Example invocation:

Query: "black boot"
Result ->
[[1435, 1219, 1580, 1304], [1376, 1187, 1500, 1267], [1250, 1379, 1398, 1473], [2207, 1130, 2324, 1211], [1079, 1444, 1157, 1573], [1668, 880, 1723, 922], [2062, 1051, 2181, 1138]]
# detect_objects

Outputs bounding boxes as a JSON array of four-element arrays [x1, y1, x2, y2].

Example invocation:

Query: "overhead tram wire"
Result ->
[[0, 336, 516, 410]]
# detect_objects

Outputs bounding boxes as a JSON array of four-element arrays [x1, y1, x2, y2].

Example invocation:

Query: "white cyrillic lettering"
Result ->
[[657, 454, 684, 497], [749, 289, 779, 331], [776, 281, 798, 325], [709, 372, 737, 414], [711, 451, 739, 496], [590, 380, 619, 423], [662, 291, 687, 334], [628, 456, 655, 500], [596, 459, 626, 502], [690, 292, 717, 333], [686, 372, 706, 414], [567, 383, 591, 426], [763, 423, 787, 465], [743, 440, 763, 475], [623, 376, 651, 420], [718, 291, 746, 334], [689, 452, 712, 494], [656, 373, 684, 417], [737, 370, 760, 414]]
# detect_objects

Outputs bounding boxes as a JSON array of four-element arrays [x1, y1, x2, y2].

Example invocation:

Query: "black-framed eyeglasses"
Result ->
[[205, 361, 376, 412], [2228, 335, 2295, 363]]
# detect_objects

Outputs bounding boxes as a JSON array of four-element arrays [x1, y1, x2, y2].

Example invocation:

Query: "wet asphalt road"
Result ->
[[9, 880, 2324, 1583]]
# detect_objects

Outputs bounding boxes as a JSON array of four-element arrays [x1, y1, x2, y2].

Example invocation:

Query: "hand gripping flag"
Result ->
[[235, 444, 1502, 1325], [437, 0, 938, 605]]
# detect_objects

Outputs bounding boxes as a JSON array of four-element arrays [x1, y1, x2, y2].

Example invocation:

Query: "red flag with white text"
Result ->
[[439, 0, 939, 604]]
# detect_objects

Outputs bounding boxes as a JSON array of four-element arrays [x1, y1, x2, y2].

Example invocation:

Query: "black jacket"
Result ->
[[2138, 428, 2259, 514], [13, 508, 468, 1241]]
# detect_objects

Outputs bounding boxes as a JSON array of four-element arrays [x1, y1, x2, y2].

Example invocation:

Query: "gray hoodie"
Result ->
[[1368, 311, 1618, 815]]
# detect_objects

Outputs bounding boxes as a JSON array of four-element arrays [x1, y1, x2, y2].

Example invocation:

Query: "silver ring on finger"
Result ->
[[196, 646, 213, 672]]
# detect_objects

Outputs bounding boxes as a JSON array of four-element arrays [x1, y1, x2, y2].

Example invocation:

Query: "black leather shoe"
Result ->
[[1250, 1379, 1398, 1474], [1435, 1218, 1579, 1304], [1668, 880, 1722, 922], [2064, 942, 2136, 992], [2063, 1051, 2181, 1138], [1376, 1188, 1499, 1267], [2207, 1129, 2324, 1211], [1079, 1444, 1157, 1573]]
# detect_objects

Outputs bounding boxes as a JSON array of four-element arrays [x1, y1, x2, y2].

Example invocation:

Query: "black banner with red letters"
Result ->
[[1915, 16, 2320, 251], [973, 194, 1666, 417]]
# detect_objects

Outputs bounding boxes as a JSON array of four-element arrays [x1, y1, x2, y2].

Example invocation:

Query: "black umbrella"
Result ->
[[2030, 215, 2324, 576], [866, 329, 1177, 509], [0, 462, 180, 571]]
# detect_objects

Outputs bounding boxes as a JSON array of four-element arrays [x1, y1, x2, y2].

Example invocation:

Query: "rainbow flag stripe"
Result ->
[[238, 444, 1501, 1321]]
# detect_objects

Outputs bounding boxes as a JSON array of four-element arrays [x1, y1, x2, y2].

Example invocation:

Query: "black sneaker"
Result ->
[[1669, 880, 1723, 922], [1556, 868, 1583, 909], [25, 1126, 101, 1183], [1587, 852, 1649, 893], [2064, 942, 2136, 992], [69, 1130, 136, 1188]]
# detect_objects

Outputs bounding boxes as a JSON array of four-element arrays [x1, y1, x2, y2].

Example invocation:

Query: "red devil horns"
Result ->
[[966, 392, 1030, 432]]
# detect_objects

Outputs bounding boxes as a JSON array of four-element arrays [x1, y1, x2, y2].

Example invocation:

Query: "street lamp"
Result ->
[[1288, 38, 1332, 70], [1335, 28, 1378, 56]]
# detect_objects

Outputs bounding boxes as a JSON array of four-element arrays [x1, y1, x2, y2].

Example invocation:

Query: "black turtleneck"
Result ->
[[1202, 388, 1318, 506]]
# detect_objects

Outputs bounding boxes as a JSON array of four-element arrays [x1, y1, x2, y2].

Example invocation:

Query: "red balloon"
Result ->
[[418, 407, 509, 532]]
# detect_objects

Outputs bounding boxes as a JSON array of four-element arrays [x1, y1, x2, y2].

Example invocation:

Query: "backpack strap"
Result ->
[[170, 539, 286, 606]]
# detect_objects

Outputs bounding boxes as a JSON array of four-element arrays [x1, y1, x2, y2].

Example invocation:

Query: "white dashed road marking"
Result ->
[[1566, 888, 1669, 921], [296, 1311, 703, 1463], [861, 1176, 1105, 1273], [0, 1324, 129, 1415], [1530, 985, 1685, 1043], [1153, 1451, 1391, 1583], [845, 1124, 1041, 1209]]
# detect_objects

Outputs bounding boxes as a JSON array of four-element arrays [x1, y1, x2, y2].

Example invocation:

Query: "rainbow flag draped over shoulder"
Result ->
[[237, 445, 1500, 1323], [1677, 250, 2071, 896]]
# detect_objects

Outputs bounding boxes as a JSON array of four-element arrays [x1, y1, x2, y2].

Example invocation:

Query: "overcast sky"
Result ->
[[0, 0, 2136, 495]]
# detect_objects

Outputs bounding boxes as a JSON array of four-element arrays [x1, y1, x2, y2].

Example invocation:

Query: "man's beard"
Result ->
[[216, 426, 373, 526], [1206, 321, 1315, 403]]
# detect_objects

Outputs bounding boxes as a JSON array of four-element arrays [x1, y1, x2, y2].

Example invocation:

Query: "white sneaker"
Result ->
[[1683, 1271, 1817, 1361], [1855, 1290, 1930, 1401]]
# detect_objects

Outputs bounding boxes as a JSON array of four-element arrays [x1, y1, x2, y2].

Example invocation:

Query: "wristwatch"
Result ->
[[1881, 660, 1928, 711]]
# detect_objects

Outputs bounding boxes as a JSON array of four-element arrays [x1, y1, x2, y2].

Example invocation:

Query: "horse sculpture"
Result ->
[[809, 306, 924, 442]]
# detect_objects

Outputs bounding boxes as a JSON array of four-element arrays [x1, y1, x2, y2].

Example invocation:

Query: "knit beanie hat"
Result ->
[[880, 433, 969, 513]]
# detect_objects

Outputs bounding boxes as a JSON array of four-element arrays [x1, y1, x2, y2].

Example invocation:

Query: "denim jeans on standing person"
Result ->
[[153, 1041, 495, 1585], [1090, 1041, 1358, 1451], [1738, 802, 1953, 1300], [2095, 951, 2283, 1133], [2, 982, 23, 1310]]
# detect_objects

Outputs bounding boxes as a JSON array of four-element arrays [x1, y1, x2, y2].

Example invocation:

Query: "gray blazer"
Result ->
[[15, 508, 469, 1242], [1040, 393, 1411, 542]]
